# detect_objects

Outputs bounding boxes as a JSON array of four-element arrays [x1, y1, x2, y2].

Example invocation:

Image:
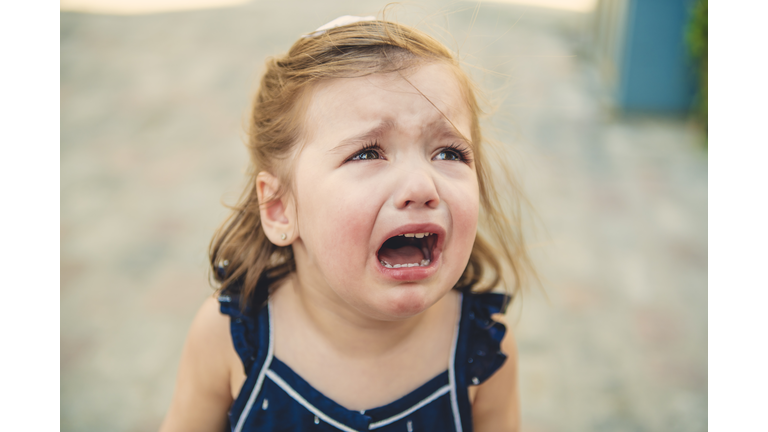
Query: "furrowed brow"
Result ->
[[430, 119, 472, 147], [330, 119, 396, 154]]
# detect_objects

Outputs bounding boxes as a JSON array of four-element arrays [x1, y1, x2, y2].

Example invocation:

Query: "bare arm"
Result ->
[[471, 323, 521, 432], [159, 296, 237, 432]]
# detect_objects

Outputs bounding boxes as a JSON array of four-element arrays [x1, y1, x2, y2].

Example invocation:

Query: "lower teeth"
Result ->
[[380, 259, 430, 269]]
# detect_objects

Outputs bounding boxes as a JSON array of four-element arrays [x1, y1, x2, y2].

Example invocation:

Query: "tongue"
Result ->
[[378, 245, 424, 266]]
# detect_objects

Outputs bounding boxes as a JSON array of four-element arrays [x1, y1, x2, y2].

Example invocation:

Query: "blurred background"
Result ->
[[61, 0, 707, 431]]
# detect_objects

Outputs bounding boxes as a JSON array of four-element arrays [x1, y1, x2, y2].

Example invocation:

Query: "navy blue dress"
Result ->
[[218, 290, 508, 432]]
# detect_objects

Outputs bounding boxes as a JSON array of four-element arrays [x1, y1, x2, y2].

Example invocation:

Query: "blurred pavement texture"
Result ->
[[61, 1, 707, 431]]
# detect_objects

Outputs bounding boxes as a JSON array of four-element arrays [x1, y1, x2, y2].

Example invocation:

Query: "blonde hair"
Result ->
[[209, 19, 534, 308]]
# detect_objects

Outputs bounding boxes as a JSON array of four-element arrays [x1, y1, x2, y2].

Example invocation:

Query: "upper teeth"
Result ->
[[399, 232, 433, 238]]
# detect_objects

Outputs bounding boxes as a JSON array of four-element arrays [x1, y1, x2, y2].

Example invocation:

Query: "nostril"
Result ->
[[395, 177, 440, 209], [403, 198, 437, 208]]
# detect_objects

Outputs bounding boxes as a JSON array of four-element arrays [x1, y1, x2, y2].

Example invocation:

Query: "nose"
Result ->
[[393, 164, 440, 210]]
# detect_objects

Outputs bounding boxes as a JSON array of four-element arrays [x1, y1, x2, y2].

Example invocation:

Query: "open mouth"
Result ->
[[377, 232, 437, 269]]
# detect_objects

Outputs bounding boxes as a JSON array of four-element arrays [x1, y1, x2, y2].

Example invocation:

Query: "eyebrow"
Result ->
[[330, 119, 397, 154], [331, 117, 472, 153], [429, 119, 472, 146]]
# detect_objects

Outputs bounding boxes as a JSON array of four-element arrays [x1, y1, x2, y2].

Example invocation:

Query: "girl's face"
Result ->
[[290, 62, 479, 321]]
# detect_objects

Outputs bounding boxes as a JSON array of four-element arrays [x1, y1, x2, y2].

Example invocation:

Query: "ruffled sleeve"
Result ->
[[218, 289, 262, 374], [463, 292, 510, 386]]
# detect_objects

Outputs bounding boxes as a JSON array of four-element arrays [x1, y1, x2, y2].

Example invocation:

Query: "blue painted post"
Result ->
[[617, 0, 698, 112]]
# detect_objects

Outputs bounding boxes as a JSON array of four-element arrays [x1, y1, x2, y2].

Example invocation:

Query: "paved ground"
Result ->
[[61, 1, 707, 431]]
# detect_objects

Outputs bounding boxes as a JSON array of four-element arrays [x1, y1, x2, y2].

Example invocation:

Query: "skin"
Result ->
[[159, 63, 520, 432]]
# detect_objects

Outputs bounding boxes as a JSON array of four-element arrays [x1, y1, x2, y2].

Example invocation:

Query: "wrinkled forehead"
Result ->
[[300, 62, 473, 148]]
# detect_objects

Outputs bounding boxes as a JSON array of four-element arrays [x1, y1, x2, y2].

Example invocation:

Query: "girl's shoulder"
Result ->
[[187, 296, 245, 398], [159, 296, 241, 432]]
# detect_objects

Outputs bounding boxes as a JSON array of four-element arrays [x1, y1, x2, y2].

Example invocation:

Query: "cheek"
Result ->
[[447, 181, 480, 263], [454, 197, 479, 234], [455, 209, 479, 267], [299, 184, 378, 269], [327, 212, 371, 263]]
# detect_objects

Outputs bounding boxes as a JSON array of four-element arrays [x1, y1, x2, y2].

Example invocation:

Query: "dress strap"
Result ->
[[219, 292, 263, 373], [452, 291, 511, 432], [464, 292, 509, 385], [218, 291, 274, 432]]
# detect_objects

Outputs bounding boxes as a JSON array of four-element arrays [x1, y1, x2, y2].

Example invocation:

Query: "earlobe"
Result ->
[[256, 171, 296, 246]]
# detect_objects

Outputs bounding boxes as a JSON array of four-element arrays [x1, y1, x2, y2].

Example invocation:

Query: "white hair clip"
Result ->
[[303, 15, 377, 38]]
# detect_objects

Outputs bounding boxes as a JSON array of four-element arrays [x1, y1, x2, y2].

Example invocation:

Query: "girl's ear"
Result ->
[[256, 171, 297, 246]]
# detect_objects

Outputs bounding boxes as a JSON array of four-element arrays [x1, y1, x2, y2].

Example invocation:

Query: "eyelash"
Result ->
[[437, 143, 473, 164], [348, 141, 383, 161], [347, 142, 473, 164]]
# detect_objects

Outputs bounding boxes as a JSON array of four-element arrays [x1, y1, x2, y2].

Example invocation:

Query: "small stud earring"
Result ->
[[280, 233, 287, 240]]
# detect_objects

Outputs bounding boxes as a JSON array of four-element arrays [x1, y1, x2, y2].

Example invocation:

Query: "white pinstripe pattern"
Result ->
[[368, 384, 451, 429], [448, 293, 463, 432], [233, 302, 275, 432], [266, 369, 360, 432]]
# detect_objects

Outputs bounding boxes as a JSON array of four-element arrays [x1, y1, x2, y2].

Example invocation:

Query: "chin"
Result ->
[[376, 284, 443, 320]]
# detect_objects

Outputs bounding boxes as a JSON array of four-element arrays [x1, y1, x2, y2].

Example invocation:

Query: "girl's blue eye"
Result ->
[[434, 143, 472, 164], [434, 149, 463, 161], [351, 149, 380, 160]]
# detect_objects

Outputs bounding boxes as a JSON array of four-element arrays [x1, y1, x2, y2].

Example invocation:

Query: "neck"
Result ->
[[272, 274, 453, 359]]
